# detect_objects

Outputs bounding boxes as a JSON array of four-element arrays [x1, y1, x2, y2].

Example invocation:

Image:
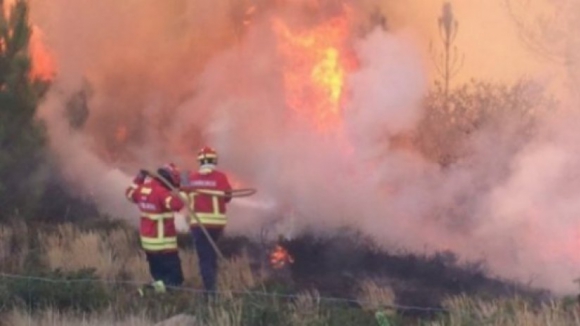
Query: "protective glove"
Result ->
[[133, 169, 148, 185], [224, 190, 233, 203]]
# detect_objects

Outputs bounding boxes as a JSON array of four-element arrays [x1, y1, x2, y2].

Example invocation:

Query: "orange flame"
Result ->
[[269, 244, 294, 269], [243, 5, 256, 26], [272, 12, 354, 132], [3, 1, 56, 81], [115, 125, 128, 143], [29, 26, 56, 81], [3, 0, 15, 12]]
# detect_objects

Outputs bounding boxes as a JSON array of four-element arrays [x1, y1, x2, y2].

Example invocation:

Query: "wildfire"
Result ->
[[272, 12, 354, 132], [29, 26, 56, 81], [2, 0, 15, 11], [115, 125, 128, 143], [269, 244, 294, 269], [3, 1, 56, 81], [243, 5, 256, 26]]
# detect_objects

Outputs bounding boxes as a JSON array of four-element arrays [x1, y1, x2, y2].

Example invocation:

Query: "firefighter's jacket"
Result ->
[[183, 166, 232, 229], [126, 177, 184, 253]]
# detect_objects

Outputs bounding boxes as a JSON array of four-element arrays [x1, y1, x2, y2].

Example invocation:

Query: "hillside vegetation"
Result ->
[[0, 220, 576, 325], [0, 1, 575, 325]]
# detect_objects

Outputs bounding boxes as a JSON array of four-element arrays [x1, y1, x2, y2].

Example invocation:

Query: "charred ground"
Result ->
[[219, 229, 551, 318]]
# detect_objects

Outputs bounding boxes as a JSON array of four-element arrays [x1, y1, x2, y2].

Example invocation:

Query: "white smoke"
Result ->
[[39, 87, 136, 223], [345, 27, 426, 149], [34, 0, 580, 295], [471, 116, 580, 292]]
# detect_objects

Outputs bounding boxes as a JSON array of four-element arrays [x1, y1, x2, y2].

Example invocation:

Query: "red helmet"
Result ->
[[157, 162, 181, 187], [197, 146, 218, 164]]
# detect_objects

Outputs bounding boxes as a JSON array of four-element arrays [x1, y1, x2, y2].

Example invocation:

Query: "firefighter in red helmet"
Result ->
[[182, 146, 232, 292], [125, 163, 185, 295]]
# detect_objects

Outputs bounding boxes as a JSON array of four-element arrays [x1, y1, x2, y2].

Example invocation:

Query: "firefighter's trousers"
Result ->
[[191, 227, 223, 292], [146, 251, 184, 288]]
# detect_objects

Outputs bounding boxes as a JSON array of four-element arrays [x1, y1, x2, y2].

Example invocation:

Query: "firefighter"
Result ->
[[183, 146, 232, 292], [125, 163, 185, 295]]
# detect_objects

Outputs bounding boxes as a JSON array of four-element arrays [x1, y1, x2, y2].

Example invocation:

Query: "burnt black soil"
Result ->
[[219, 228, 551, 318]]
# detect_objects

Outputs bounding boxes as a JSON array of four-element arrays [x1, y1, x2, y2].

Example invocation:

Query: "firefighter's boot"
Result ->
[[152, 280, 167, 294], [138, 280, 166, 297]]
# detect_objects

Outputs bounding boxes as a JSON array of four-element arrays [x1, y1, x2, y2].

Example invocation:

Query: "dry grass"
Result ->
[[121, 251, 151, 282], [179, 249, 203, 288], [357, 279, 396, 312], [0, 226, 14, 262], [11, 223, 264, 298], [41, 225, 122, 279], [288, 290, 328, 325], [205, 297, 244, 326], [218, 251, 258, 295], [6, 223, 579, 326], [4, 308, 155, 326], [38, 224, 198, 284], [0, 222, 264, 287], [430, 295, 580, 326], [0, 221, 30, 272]]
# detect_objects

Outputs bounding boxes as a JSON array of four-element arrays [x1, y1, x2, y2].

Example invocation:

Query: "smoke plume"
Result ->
[[30, 0, 580, 294]]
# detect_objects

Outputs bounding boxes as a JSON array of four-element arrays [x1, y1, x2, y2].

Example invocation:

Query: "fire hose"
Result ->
[[144, 169, 256, 260], [194, 188, 257, 198]]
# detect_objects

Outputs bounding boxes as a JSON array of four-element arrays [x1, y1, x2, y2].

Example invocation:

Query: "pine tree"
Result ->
[[0, 0, 49, 218], [430, 2, 464, 102]]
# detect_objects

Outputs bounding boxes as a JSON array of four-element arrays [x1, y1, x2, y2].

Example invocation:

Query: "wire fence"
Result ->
[[0, 272, 448, 314]]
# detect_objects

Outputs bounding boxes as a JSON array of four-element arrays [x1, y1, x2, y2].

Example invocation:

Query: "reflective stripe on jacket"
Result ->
[[183, 167, 232, 228], [125, 178, 184, 252]]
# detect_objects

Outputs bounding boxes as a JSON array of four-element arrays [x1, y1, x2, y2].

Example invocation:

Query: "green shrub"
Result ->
[[239, 294, 288, 326], [0, 0, 50, 220], [325, 303, 377, 326], [0, 268, 110, 312]]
